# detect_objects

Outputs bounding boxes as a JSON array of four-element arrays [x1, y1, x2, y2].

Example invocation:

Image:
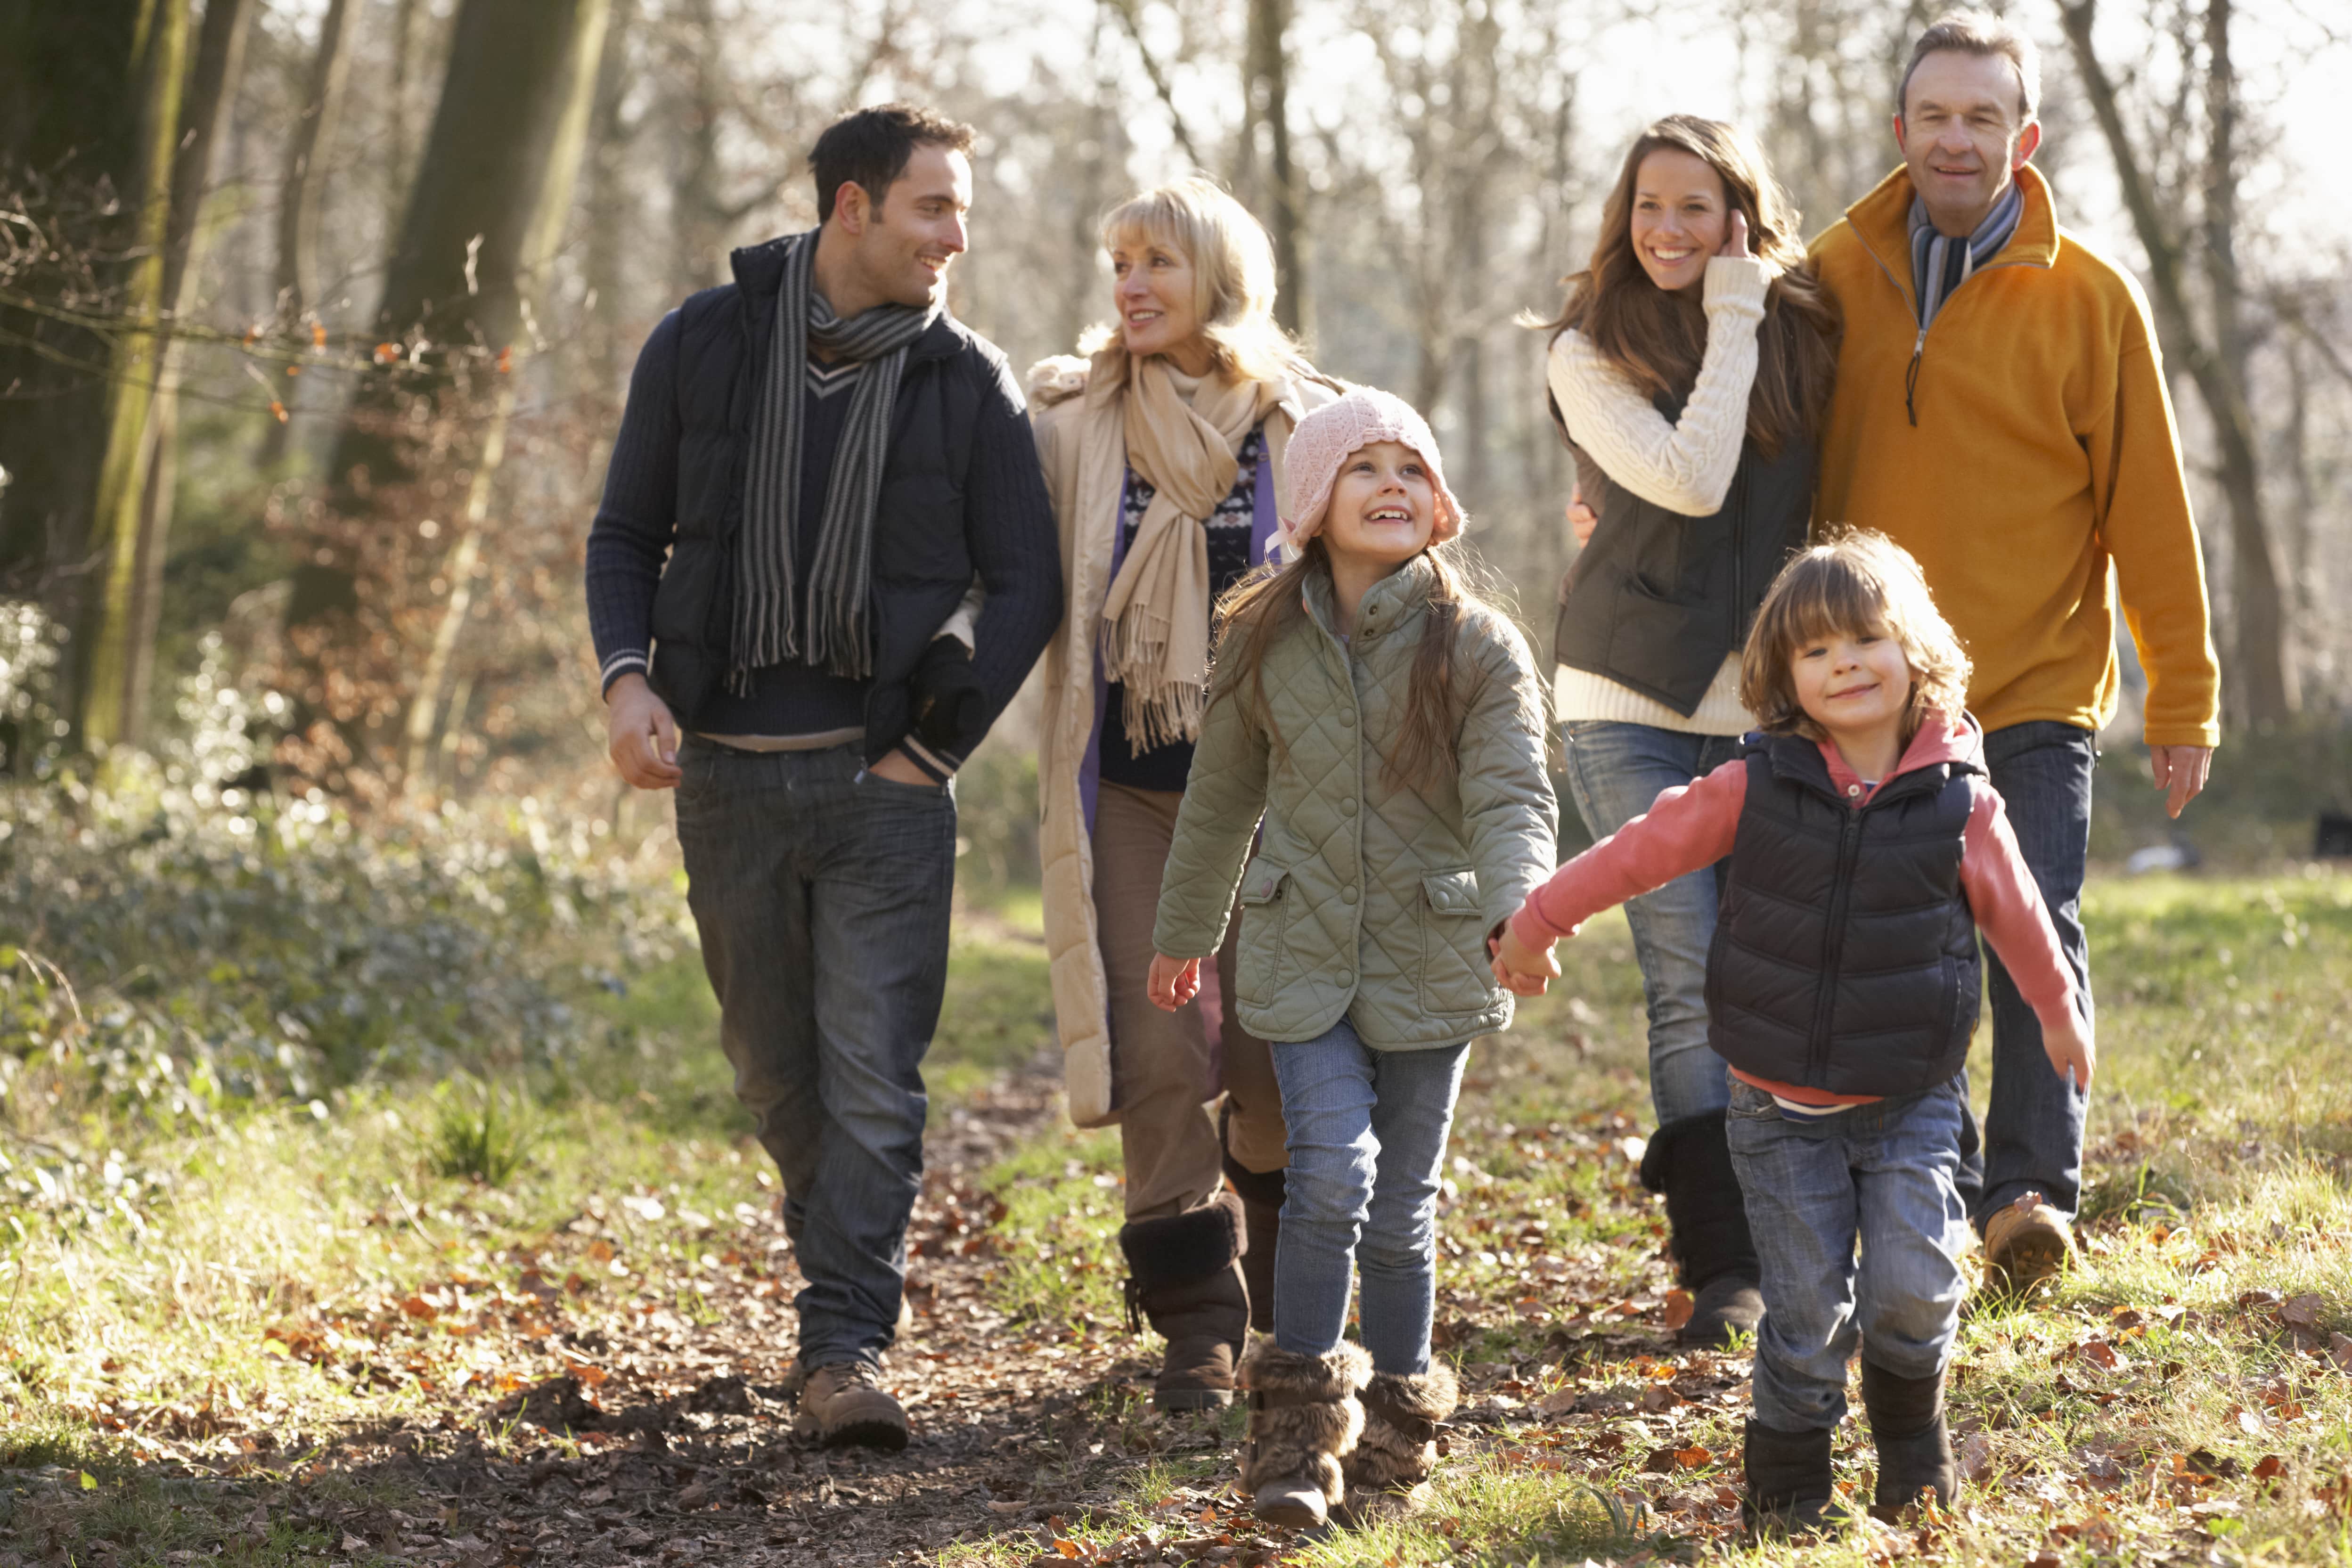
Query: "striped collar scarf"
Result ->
[[1907, 179, 2023, 328], [735, 229, 941, 688]]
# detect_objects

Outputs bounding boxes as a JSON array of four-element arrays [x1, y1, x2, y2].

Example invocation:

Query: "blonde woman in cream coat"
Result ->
[[1029, 179, 1339, 1410]]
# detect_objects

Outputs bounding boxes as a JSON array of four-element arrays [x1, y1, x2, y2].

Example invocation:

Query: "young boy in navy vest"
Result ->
[[1494, 532, 2092, 1533]]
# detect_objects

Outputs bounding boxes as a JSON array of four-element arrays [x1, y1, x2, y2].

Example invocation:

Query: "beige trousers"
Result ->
[[1093, 781, 1289, 1219]]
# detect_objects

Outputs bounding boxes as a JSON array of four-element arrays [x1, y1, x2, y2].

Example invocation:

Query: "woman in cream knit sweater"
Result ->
[[1534, 114, 1840, 1348]]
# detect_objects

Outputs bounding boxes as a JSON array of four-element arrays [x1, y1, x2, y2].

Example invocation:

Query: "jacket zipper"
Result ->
[[1857, 235, 2043, 427], [1728, 462, 1749, 648], [1805, 803, 1866, 1086]]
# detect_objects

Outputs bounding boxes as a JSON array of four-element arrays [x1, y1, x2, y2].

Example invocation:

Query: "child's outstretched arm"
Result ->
[[1454, 618, 1561, 948], [1961, 785, 2095, 1091], [1149, 680, 1273, 1005], [1496, 760, 1746, 994]]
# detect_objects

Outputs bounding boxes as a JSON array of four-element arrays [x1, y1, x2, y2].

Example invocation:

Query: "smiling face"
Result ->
[[1628, 148, 1730, 293], [1321, 441, 1437, 570], [1789, 622, 1916, 750], [840, 142, 972, 309], [1109, 230, 1209, 371], [1896, 49, 2042, 236]]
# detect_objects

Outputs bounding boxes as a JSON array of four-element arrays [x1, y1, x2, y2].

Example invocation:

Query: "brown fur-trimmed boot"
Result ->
[[1119, 1192, 1250, 1410], [1237, 1340, 1371, 1528], [1340, 1364, 1458, 1518]]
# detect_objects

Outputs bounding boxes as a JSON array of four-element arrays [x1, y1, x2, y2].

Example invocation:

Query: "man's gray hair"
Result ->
[[1899, 11, 2042, 123]]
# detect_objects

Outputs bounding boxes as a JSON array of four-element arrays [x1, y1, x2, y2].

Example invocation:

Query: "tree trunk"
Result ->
[[286, 0, 610, 793], [2057, 0, 2295, 727], [73, 0, 190, 749], [114, 0, 255, 746], [256, 0, 355, 467], [1243, 0, 1305, 336]]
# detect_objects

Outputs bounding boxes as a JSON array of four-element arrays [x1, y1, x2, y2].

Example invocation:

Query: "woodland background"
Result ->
[[6, 5, 2352, 1566]]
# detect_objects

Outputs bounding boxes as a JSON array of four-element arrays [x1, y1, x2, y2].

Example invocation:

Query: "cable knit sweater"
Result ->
[[1546, 256, 1769, 735]]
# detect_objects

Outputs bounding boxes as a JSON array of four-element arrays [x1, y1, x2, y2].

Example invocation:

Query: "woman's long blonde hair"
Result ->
[[1529, 115, 1840, 458], [1080, 178, 1306, 385], [1739, 531, 1972, 743]]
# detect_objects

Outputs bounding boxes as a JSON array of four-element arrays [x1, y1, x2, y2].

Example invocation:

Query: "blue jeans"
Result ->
[[1963, 721, 2096, 1227], [673, 739, 956, 1371], [1727, 1074, 1970, 1433], [1560, 721, 1745, 1126], [1270, 1018, 1470, 1374]]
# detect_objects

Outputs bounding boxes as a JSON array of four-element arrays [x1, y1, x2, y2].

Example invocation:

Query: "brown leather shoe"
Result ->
[[791, 1361, 909, 1452], [1982, 1192, 2071, 1291]]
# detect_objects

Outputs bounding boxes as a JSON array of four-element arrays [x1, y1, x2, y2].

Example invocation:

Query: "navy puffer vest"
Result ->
[[1705, 731, 1981, 1095]]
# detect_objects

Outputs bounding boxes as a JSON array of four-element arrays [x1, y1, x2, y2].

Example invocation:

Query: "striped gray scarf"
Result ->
[[735, 229, 941, 686], [1908, 179, 2022, 329]]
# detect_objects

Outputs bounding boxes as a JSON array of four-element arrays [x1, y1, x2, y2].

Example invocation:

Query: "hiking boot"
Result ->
[[790, 1361, 909, 1452], [1862, 1359, 1955, 1522], [1741, 1418, 1836, 1539], [1119, 1193, 1250, 1410], [1339, 1364, 1458, 1520], [1982, 1192, 2071, 1291], [1238, 1340, 1370, 1529], [1640, 1112, 1764, 1348]]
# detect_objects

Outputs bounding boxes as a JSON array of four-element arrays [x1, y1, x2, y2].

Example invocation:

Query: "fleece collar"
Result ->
[[1818, 709, 1985, 803], [1844, 162, 2061, 318]]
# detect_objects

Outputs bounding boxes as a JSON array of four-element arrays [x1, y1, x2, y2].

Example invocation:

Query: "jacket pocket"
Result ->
[[1419, 868, 1492, 1014], [1234, 858, 1292, 1005]]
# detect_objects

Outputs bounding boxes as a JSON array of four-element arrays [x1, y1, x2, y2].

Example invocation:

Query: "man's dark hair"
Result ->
[[809, 103, 977, 224]]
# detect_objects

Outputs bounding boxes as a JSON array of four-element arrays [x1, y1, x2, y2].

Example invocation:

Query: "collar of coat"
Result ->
[[1838, 162, 2061, 317], [1301, 553, 1439, 646]]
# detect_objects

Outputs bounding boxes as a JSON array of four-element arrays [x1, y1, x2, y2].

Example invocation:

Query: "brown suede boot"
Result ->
[[1340, 1364, 1458, 1517], [1238, 1340, 1370, 1528], [1120, 1192, 1250, 1410]]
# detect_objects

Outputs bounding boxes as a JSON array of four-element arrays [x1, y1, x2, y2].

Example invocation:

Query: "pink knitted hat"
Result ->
[[1276, 387, 1467, 558]]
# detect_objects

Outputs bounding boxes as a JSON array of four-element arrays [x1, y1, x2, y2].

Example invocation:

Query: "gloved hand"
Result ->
[[909, 636, 986, 757]]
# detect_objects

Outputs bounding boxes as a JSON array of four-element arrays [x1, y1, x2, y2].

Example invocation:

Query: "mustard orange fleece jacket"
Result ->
[[1811, 164, 2221, 749]]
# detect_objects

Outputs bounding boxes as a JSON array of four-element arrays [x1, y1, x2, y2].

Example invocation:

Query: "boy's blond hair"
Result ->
[[1739, 530, 1971, 741]]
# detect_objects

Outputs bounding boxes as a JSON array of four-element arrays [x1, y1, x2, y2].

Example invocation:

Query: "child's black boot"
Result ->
[[1741, 1418, 1835, 1538], [1862, 1359, 1956, 1521]]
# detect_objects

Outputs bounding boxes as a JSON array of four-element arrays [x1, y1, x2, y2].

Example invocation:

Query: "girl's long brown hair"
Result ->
[[1209, 539, 1495, 795], [1532, 114, 1841, 458]]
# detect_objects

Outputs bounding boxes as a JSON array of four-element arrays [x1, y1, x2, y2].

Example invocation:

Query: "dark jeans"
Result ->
[[1728, 1074, 1970, 1431], [673, 738, 956, 1371], [1962, 720, 2097, 1227]]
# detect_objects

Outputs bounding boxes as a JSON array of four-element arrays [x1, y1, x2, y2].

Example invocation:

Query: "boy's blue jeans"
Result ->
[[1726, 1073, 1970, 1433], [673, 739, 955, 1373], [1270, 1016, 1470, 1374], [1560, 720, 1744, 1127]]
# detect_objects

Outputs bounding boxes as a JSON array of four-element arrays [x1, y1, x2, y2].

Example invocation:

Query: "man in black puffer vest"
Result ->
[[586, 104, 1059, 1452]]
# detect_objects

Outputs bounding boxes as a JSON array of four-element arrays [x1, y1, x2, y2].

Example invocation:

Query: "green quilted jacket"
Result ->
[[1153, 555, 1557, 1049]]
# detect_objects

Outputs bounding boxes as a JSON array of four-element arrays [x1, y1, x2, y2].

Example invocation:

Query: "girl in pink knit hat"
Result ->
[[1142, 386, 1556, 1527]]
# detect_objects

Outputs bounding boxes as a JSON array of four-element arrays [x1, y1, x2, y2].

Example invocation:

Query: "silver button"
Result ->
[[1846, 784, 1862, 797]]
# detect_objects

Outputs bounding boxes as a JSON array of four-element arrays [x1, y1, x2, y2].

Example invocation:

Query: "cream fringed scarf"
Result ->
[[1098, 353, 1281, 750]]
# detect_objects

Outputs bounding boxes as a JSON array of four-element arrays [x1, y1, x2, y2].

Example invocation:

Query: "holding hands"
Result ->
[[1489, 923, 1561, 997]]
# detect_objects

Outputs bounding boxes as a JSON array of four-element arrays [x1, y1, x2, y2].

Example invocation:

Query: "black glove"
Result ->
[[909, 637, 986, 758]]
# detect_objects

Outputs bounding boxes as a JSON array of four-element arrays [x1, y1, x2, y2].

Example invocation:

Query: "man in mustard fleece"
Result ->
[[1810, 11, 2220, 1289]]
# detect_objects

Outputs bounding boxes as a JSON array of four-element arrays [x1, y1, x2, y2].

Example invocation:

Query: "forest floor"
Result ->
[[7, 870, 2352, 1567]]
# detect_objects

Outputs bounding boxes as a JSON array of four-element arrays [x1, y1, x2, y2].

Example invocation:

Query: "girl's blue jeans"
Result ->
[[1726, 1072, 1971, 1432], [1269, 1015, 1470, 1374]]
